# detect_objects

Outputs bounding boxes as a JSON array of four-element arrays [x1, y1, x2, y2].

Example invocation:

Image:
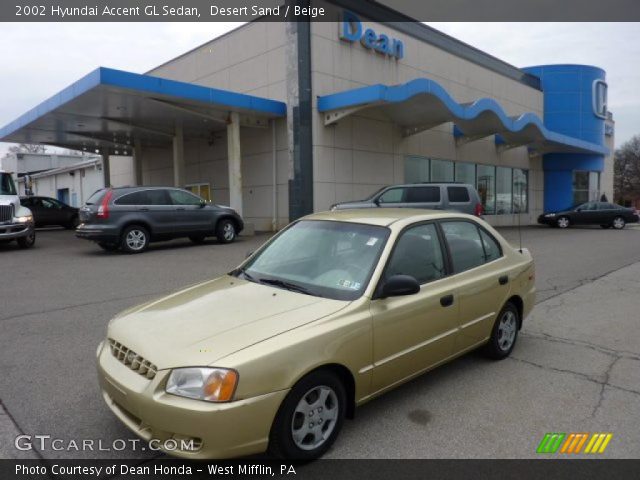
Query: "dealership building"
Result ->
[[0, 2, 614, 230]]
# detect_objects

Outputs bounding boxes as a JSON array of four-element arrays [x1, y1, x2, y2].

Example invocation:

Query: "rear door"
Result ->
[[404, 186, 442, 209], [114, 189, 174, 235], [445, 186, 473, 214], [439, 220, 510, 351], [168, 189, 212, 234]]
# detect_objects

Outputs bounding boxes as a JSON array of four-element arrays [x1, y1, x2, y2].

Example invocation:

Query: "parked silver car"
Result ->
[[331, 183, 484, 216]]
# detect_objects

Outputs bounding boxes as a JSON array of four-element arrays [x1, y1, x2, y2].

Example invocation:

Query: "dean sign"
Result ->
[[339, 11, 404, 59]]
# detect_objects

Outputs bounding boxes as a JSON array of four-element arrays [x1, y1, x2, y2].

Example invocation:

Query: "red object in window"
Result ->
[[96, 189, 113, 219]]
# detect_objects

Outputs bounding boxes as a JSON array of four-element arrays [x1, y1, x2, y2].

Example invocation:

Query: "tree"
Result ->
[[6, 143, 47, 154], [613, 134, 640, 205]]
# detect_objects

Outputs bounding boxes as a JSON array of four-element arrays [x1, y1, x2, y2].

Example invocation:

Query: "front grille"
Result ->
[[0, 204, 14, 223], [108, 339, 157, 379]]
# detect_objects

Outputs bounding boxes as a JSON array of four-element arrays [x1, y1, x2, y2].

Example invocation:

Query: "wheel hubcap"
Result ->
[[126, 230, 146, 250], [614, 218, 624, 228], [223, 223, 235, 241], [291, 385, 339, 451], [497, 311, 517, 351], [558, 218, 569, 228]]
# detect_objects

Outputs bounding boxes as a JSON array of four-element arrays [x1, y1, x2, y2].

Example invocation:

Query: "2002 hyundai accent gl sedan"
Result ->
[[96, 209, 535, 460]]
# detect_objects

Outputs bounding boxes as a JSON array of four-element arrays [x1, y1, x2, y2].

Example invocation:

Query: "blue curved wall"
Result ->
[[522, 65, 607, 211]]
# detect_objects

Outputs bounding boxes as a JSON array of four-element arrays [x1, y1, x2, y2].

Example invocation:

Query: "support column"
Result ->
[[133, 139, 143, 186], [101, 153, 110, 188], [227, 111, 243, 215], [172, 123, 185, 187]]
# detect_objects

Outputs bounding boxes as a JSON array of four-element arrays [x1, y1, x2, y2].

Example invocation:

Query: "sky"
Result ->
[[0, 22, 638, 159]]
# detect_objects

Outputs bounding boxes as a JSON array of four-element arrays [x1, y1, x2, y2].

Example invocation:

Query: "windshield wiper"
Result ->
[[258, 278, 315, 296]]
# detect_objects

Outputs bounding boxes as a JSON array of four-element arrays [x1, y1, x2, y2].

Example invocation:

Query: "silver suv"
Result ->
[[0, 171, 35, 249], [331, 183, 484, 216]]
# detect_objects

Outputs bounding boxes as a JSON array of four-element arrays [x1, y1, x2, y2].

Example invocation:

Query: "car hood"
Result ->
[[107, 276, 349, 369]]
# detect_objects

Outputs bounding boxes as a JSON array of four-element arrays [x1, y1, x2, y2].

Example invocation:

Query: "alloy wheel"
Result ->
[[223, 222, 235, 241], [557, 217, 569, 228], [125, 229, 147, 251], [613, 217, 625, 229]]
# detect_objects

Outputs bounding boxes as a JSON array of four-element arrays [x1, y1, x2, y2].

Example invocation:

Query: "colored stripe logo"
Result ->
[[537, 433, 612, 454]]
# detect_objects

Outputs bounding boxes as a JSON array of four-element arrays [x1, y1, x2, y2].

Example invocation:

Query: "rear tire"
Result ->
[[216, 219, 236, 244], [189, 235, 207, 244], [17, 230, 36, 249], [612, 216, 626, 230], [269, 370, 346, 460], [483, 302, 520, 360], [66, 216, 80, 230], [556, 216, 570, 229], [120, 225, 149, 253], [98, 242, 119, 252]]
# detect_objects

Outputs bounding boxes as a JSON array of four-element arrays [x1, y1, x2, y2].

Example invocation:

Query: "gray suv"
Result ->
[[76, 187, 244, 253], [331, 183, 483, 216]]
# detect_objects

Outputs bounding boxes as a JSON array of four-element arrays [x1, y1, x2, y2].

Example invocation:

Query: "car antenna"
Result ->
[[517, 183, 523, 253]]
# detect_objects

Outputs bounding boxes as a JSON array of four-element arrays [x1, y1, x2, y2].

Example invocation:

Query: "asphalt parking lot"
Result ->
[[1, 224, 640, 461]]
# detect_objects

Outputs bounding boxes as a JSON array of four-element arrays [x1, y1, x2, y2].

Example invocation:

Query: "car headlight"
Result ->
[[14, 215, 33, 223], [545, 213, 556, 217], [330, 205, 337, 211], [165, 367, 238, 402]]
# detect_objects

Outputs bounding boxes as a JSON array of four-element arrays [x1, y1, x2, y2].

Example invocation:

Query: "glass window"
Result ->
[[169, 189, 203, 206], [513, 169, 528, 213], [405, 186, 440, 203], [41, 198, 61, 209], [405, 156, 429, 183], [115, 191, 147, 205], [455, 162, 476, 185], [479, 229, 502, 263], [240, 220, 390, 301], [378, 188, 405, 204], [441, 221, 486, 273], [573, 171, 590, 205], [431, 159, 454, 182], [447, 186, 470, 203], [86, 189, 107, 205], [598, 202, 616, 210], [589, 171, 600, 201], [496, 167, 513, 215], [385, 223, 445, 284], [0, 173, 17, 196], [476, 165, 496, 215], [146, 189, 171, 205]]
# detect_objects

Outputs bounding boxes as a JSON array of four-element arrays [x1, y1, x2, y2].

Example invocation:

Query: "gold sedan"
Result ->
[[96, 209, 535, 459]]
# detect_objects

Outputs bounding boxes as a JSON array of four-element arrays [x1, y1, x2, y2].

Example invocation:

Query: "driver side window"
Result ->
[[385, 223, 445, 285]]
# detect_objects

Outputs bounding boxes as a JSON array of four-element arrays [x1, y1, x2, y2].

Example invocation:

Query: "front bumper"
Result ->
[[0, 221, 33, 240], [76, 224, 119, 243], [96, 342, 288, 459], [537, 215, 556, 225]]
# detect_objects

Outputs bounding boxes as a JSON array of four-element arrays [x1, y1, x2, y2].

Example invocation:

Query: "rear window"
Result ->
[[115, 191, 147, 206], [85, 189, 107, 205], [406, 186, 440, 203], [447, 186, 470, 203]]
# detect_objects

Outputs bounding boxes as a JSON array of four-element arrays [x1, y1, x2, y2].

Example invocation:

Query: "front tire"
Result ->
[[269, 370, 346, 460], [612, 216, 626, 230], [17, 229, 36, 249], [66, 216, 80, 230], [483, 302, 520, 360], [216, 219, 236, 244], [556, 216, 570, 229], [120, 225, 149, 253]]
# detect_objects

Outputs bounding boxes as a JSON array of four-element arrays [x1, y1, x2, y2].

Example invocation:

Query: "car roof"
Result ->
[[303, 208, 478, 227]]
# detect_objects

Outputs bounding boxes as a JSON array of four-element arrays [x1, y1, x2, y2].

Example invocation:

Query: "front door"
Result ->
[[168, 189, 211, 234], [370, 222, 459, 394]]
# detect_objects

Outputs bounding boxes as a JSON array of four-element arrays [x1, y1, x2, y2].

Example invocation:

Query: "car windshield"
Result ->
[[0, 173, 17, 195], [236, 220, 390, 301]]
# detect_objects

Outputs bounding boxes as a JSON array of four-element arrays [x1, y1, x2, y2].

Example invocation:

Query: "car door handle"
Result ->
[[139, 207, 149, 212], [499, 275, 509, 285], [176, 207, 185, 211], [440, 294, 454, 307]]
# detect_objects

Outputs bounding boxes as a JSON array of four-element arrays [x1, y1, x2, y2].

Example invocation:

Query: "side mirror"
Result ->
[[576, 208, 582, 212], [373, 197, 381, 206], [381, 275, 420, 298]]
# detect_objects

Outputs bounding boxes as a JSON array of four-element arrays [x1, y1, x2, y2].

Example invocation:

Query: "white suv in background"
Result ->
[[0, 171, 35, 248]]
